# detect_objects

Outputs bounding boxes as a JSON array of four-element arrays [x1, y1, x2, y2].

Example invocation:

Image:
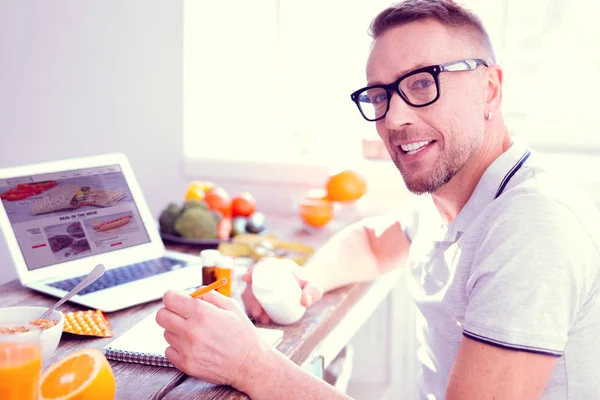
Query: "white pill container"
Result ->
[[251, 258, 307, 325]]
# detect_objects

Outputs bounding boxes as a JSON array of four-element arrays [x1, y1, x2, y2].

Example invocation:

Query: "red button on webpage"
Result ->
[[110, 242, 123, 247], [32, 244, 47, 249]]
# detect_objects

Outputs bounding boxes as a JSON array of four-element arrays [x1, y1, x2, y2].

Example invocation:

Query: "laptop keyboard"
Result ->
[[48, 257, 189, 296]]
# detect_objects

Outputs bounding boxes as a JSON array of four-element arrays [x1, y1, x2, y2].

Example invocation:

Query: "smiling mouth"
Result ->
[[399, 140, 435, 155]]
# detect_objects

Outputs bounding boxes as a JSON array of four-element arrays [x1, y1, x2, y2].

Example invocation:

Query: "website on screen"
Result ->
[[0, 165, 151, 270]]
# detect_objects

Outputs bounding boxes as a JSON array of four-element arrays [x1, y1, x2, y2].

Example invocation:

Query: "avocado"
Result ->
[[159, 203, 182, 234]]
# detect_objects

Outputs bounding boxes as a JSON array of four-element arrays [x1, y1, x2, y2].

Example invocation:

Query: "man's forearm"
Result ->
[[304, 214, 410, 293], [241, 347, 352, 400]]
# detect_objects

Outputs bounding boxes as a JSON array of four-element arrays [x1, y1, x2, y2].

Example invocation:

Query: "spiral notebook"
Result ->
[[103, 310, 284, 368]]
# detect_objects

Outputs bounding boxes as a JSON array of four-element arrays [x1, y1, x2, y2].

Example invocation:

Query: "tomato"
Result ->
[[2, 192, 29, 201], [231, 192, 256, 217], [204, 187, 232, 217]]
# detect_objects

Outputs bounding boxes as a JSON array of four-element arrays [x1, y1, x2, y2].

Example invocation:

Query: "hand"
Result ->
[[155, 289, 267, 388], [240, 258, 324, 324]]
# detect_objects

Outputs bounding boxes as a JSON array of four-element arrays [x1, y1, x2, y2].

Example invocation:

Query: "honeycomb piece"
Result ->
[[63, 310, 113, 337]]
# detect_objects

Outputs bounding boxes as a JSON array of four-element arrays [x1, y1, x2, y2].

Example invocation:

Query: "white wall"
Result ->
[[0, 1, 188, 284]]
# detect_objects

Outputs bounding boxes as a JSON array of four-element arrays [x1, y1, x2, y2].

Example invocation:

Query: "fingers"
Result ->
[[300, 283, 323, 307], [164, 330, 183, 348], [241, 286, 264, 319], [292, 266, 310, 286], [241, 258, 322, 321], [163, 290, 199, 319], [156, 307, 187, 332], [258, 313, 270, 325], [248, 302, 263, 320], [241, 270, 252, 283], [200, 290, 245, 316], [293, 267, 323, 292], [165, 346, 184, 370]]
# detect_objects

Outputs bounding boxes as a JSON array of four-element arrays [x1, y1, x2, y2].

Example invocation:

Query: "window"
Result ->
[[183, 0, 390, 167], [184, 1, 600, 182], [469, 0, 600, 151]]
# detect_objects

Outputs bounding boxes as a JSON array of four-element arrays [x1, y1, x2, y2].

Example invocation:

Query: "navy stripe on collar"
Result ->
[[494, 150, 531, 199]]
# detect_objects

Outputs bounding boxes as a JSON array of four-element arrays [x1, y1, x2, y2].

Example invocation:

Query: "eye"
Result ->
[[359, 89, 387, 106], [371, 92, 388, 105], [411, 79, 434, 89], [358, 93, 371, 103], [401, 72, 436, 93]]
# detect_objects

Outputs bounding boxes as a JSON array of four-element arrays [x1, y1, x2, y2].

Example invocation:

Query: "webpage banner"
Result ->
[[0, 166, 151, 270]]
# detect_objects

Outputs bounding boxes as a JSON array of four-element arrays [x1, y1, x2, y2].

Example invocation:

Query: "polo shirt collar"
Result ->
[[437, 140, 531, 242]]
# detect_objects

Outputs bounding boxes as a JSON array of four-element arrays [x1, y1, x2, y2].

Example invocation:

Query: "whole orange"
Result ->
[[325, 169, 367, 202]]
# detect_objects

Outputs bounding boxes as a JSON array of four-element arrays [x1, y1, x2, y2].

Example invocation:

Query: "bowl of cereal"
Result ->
[[0, 306, 65, 364]]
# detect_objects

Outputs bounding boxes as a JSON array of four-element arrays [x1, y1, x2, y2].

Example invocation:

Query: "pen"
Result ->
[[189, 278, 228, 298]]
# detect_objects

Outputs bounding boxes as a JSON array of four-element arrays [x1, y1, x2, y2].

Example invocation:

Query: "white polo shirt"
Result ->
[[402, 140, 600, 399]]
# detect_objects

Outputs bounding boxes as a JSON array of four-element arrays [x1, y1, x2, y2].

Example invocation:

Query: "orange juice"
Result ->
[[0, 341, 42, 399], [0, 328, 42, 400]]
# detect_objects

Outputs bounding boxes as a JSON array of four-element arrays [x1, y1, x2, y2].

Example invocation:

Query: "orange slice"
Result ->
[[298, 198, 335, 228], [39, 348, 115, 400]]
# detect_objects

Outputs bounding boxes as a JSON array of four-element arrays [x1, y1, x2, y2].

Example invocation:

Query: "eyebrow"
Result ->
[[367, 61, 433, 86]]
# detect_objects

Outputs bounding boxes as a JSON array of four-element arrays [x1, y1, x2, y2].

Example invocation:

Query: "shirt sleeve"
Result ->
[[463, 194, 599, 356]]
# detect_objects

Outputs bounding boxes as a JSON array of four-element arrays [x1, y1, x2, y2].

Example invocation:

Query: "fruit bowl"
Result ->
[[159, 184, 267, 245], [159, 232, 229, 249]]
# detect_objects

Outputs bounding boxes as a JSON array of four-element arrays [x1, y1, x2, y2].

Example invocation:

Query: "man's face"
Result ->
[[367, 20, 487, 194]]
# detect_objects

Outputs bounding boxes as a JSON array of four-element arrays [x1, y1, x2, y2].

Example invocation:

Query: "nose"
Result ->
[[384, 92, 416, 130]]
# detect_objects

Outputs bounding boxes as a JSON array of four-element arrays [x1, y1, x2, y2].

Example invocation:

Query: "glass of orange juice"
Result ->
[[0, 326, 42, 400]]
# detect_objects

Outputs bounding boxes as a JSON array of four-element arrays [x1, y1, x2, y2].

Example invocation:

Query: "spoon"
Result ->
[[38, 264, 106, 320]]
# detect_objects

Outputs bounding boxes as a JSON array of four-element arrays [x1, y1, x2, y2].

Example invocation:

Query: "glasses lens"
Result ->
[[399, 72, 438, 106], [356, 87, 388, 121]]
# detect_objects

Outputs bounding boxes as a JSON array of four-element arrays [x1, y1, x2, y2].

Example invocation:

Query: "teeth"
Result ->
[[400, 141, 431, 154]]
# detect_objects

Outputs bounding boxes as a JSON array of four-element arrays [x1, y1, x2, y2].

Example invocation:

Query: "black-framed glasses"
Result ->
[[350, 58, 490, 122]]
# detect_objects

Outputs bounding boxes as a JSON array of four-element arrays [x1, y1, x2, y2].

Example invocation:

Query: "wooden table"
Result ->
[[0, 216, 404, 399]]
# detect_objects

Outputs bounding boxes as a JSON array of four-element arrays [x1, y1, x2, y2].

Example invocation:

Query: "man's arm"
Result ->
[[445, 337, 557, 399], [241, 347, 352, 400], [304, 213, 411, 293]]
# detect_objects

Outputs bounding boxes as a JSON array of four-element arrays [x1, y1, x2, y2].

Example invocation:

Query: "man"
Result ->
[[156, 1, 600, 399]]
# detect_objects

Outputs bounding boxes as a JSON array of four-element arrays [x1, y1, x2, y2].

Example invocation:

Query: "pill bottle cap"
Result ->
[[200, 249, 221, 266]]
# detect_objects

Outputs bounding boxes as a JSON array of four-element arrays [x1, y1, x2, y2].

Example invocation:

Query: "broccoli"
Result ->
[[182, 200, 208, 211], [174, 207, 218, 239]]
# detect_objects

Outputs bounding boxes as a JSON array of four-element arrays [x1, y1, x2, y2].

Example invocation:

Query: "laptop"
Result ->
[[0, 153, 204, 312]]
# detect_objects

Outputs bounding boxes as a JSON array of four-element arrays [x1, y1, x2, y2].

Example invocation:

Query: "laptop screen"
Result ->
[[0, 165, 151, 271]]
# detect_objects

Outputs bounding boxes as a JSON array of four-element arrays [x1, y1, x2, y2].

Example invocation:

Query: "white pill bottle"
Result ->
[[251, 258, 307, 325]]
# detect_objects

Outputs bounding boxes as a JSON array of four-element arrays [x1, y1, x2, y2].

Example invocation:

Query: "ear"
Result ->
[[484, 64, 503, 114]]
